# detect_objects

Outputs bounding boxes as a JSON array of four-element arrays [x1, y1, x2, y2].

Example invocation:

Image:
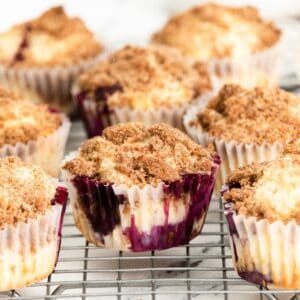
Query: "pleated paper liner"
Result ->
[[62, 152, 220, 252], [0, 53, 104, 115], [224, 200, 300, 289], [0, 115, 71, 177], [0, 183, 68, 291], [207, 38, 282, 88]]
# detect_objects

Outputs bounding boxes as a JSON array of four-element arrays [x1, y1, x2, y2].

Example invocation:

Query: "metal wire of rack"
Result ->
[[1, 95, 300, 299]]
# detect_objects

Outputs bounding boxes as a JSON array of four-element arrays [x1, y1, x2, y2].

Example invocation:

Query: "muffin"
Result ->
[[0, 87, 70, 177], [0, 6, 103, 114], [223, 144, 300, 288], [73, 45, 213, 136], [152, 3, 281, 88], [184, 84, 300, 188], [62, 123, 220, 251], [0, 157, 68, 291]]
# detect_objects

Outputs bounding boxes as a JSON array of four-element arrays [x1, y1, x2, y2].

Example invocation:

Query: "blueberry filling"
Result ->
[[94, 83, 123, 102], [228, 181, 241, 189], [11, 24, 32, 65], [76, 83, 123, 137]]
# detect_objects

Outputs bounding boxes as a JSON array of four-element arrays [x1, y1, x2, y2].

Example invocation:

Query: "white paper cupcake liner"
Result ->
[[62, 151, 219, 251], [0, 115, 71, 177], [0, 54, 104, 115], [224, 202, 300, 288], [207, 39, 282, 88], [0, 182, 67, 291], [183, 93, 283, 189], [74, 94, 192, 137]]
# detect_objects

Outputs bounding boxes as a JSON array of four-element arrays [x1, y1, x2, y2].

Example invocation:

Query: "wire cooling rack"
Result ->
[[1, 79, 300, 300]]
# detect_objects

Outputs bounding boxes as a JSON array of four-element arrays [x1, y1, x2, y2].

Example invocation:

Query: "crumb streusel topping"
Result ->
[[0, 6, 103, 67], [223, 151, 300, 224], [152, 3, 281, 61], [63, 123, 217, 187], [0, 87, 62, 147], [193, 84, 300, 145], [0, 157, 56, 229], [77, 45, 212, 110]]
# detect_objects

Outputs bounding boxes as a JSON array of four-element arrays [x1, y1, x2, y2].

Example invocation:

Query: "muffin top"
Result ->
[[192, 84, 300, 145], [0, 6, 103, 67], [0, 87, 62, 147], [77, 45, 212, 110], [152, 3, 281, 61], [0, 157, 56, 229], [63, 122, 217, 187], [223, 146, 300, 224]]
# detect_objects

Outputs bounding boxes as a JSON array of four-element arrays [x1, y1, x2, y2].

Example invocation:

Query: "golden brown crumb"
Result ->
[[283, 140, 300, 155], [77, 45, 212, 109], [224, 152, 300, 224], [63, 122, 217, 187], [152, 3, 281, 61], [0, 6, 103, 67], [0, 87, 62, 147], [0, 157, 56, 229], [194, 84, 300, 145]]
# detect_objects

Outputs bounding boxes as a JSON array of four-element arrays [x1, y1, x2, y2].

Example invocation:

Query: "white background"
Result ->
[[0, 0, 300, 50]]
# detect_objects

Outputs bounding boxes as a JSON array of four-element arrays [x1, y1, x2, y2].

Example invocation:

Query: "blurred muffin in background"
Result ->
[[0, 6, 104, 114], [184, 84, 300, 188], [0, 156, 68, 291], [0, 86, 70, 177], [152, 3, 281, 88], [73, 45, 213, 137]]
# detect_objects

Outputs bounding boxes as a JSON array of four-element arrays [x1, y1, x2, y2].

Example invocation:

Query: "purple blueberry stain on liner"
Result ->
[[71, 157, 220, 252], [222, 185, 274, 287], [76, 83, 123, 137], [238, 270, 273, 287], [72, 176, 123, 236], [52, 186, 68, 265]]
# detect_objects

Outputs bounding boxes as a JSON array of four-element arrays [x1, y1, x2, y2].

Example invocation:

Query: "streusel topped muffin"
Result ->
[[193, 84, 300, 144], [152, 3, 280, 61], [0, 6, 102, 67], [224, 152, 300, 223], [0, 156, 68, 291], [77, 45, 211, 110], [64, 122, 216, 187], [223, 148, 300, 288], [0, 86, 70, 177], [0, 156, 56, 228], [0, 87, 62, 147], [62, 122, 220, 251]]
